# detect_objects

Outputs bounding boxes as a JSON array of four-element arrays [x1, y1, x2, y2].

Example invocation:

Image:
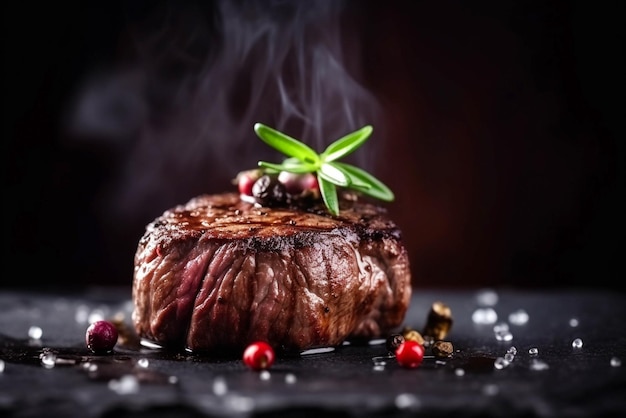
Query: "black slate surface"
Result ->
[[1, 288, 625, 418]]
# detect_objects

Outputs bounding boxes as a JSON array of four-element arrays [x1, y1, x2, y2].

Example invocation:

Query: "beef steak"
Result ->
[[132, 192, 411, 353]]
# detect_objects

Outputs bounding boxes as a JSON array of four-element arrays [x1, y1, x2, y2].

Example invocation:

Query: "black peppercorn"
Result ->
[[252, 175, 286, 207], [386, 333, 405, 354]]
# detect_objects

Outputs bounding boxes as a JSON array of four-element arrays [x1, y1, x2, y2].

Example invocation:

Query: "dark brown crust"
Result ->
[[132, 192, 411, 353]]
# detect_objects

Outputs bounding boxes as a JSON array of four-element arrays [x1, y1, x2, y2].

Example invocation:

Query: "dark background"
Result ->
[[3, 1, 624, 291]]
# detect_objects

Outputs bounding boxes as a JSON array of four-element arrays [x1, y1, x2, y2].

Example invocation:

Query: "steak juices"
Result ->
[[131, 124, 412, 354]]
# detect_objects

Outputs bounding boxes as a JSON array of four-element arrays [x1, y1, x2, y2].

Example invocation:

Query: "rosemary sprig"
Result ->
[[254, 123, 394, 216]]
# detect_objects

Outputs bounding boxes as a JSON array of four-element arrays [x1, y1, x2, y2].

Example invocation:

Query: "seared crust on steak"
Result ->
[[132, 192, 411, 353]]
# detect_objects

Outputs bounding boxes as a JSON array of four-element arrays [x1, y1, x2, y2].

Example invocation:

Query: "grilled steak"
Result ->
[[132, 192, 411, 354]]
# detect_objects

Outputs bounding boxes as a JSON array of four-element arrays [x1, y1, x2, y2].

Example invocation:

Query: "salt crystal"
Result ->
[[495, 330, 513, 342], [108, 375, 139, 395], [529, 347, 539, 356], [285, 373, 297, 384], [0, 359, 5, 373], [40, 352, 56, 369], [610, 357, 621, 367], [472, 308, 498, 325], [454, 368, 465, 376], [213, 376, 228, 395], [137, 358, 149, 368], [569, 318, 579, 327], [572, 338, 583, 348], [259, 370, 271, 381], [507, 346, 518, 355], [493, 322, 509, 333], [504, 353, 515, 362], [508, 309, 529, 326], [373, 364, 385, 372], [494, 357, 510, 370], [28, 326, 43, 340]]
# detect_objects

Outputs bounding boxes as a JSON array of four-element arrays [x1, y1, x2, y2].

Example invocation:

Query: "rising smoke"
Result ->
[[66, 0, 383, 226]]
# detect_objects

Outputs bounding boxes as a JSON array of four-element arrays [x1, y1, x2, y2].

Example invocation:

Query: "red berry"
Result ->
[[86, 320, 118, 354], [243, 341, 275, 370], [237, 170, 260, 196], [395, 340, 425, 368]]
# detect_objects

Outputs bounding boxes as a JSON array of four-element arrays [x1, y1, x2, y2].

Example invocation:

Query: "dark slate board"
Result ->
[[1, 288, 625, 417]]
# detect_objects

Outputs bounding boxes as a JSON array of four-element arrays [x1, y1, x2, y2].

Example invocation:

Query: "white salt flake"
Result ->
[[28, 326, 43, 340], [213, 376, 228, 395], [108, 375, 139, 395], [569, 318, 579, 327], [472, 308, 498, 325], [529, 347, 539, 356], [285, 373, 297, 384], [494, 357, 510, 370], [610, 357, 622, 367], [572, 338, 583, 348], [508, 309, 529, 326]]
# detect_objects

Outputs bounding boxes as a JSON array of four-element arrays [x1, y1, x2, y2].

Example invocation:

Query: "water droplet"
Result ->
[[569, 318, 579, 327], [108, 374, 139, 395], [530, 359, 549, 371], [529, 347, 539, 356], [494, 357, 510, 370], [395, 393, 421, 410], [610, 357, 621, 367], [137, 358, 149, 368], [168, 376, 178, 384], [507, 346, 517, 355], [285, 373, 297, 384], [476, 289, 499, 306], [504, 353, 515, 362], [373, 364, 385, 371], [28, 326, 43, 340], [472, 308, 498, 325], [508, 309, 529, 326], [40, 352, 56, 369], [259, 370, 271, 381], [0, 359, 5, 373], [300, 347, 334, 356], [572, 338, 583, 348], [213, 376, 228, 395], [495, 330, 513, 342], [454, 368, 465, 376], [493, 322, 509, 333]]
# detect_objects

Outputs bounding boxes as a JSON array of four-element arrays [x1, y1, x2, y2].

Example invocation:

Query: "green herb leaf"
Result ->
[[253, 123, 395, 215], [321, 125, 373, 162], [318, 162, 350, 187], [258, 160, 317, 174], [334, 162, 394, 201], [318, 175, 339, 216], [254, 123, 320, 165]]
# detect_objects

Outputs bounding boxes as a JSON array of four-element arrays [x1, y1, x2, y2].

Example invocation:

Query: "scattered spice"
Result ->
[[423, 301, 453, 340], [402, 328, 425, 345], [432, 341, 454, 358], [386, 333, 405, 353]]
